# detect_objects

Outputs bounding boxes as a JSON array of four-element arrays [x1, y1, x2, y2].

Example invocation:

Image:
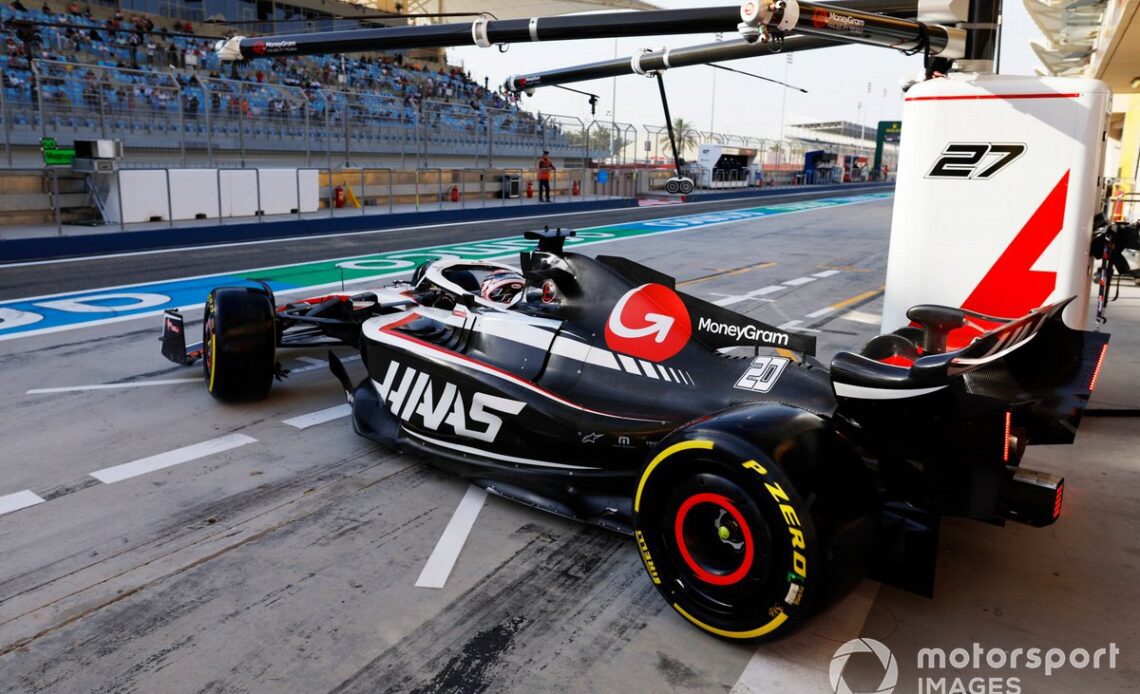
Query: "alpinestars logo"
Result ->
[[605, 284, 692, 362], [372, 360, 525, 443]]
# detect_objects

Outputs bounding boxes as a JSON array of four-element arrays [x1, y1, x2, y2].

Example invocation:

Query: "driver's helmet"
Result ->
[[480, 269, 526, 305]]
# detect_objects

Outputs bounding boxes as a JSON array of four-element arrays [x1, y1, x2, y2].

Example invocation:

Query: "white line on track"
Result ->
[[283, 404, 352, 430], [712, 285, 788, 307], [89, 433, 257, 484], [415, 484, 488, 589], [805, 306, 836, 319], [0, 490, 46, 516], [813, 269, 842, 278], [783, 276, 817, 287], [26, 378, 201, 394], [777, 319, 822, 334], [841, 310, 882, 325], [296, 356, 327, 366]]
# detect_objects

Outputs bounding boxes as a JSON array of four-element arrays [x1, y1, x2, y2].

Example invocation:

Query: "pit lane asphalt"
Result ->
[[3, 192, 1138, 694], [0, 186, 887, 302]]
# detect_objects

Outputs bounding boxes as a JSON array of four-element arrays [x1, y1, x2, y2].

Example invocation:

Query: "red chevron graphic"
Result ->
[[951, 171, 1069, 347]]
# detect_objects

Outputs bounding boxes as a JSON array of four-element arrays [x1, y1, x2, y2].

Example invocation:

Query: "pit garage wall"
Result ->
[[103, 169, 321, 224]]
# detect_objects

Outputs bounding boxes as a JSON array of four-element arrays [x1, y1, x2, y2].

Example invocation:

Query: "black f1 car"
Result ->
[[161, 227, 1109, 642]]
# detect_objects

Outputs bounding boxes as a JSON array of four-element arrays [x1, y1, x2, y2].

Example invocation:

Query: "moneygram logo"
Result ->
[[831, 638, 898, 694], [696, 316, 790, 347], [604, 284, 691, 362]]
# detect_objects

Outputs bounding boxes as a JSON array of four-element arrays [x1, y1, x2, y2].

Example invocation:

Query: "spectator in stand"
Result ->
[[11, 0, 28, 12], [41, 2, 51, 14]]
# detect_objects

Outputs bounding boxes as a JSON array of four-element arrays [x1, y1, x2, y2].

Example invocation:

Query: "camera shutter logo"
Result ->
[[830, 638, 898, 694]]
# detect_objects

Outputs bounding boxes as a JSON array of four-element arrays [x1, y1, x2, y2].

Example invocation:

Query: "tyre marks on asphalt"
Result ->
[[0, 447, 416, 681], [331, 524, 694, 694]]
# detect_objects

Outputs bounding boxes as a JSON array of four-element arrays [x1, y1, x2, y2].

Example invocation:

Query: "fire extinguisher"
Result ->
[[450, 186, 459, 203], [526, 180, 534, 198], [334, 185, 345, 209], [571, 180, 580, 196]]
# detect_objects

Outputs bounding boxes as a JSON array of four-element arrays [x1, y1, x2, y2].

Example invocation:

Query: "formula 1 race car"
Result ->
[[161, 228, 1108, 642]]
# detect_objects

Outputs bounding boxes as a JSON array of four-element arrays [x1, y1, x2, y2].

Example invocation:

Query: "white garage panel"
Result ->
[[103, 168, 319, 223], [169, 169, 220, 220]]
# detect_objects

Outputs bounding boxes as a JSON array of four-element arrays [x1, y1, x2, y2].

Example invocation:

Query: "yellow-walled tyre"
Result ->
[[202, 287, 276, 401], [633, 407, 875, 642]]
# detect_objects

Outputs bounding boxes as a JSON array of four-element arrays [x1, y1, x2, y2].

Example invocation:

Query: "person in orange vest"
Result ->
[[536, 150, 555, 203]]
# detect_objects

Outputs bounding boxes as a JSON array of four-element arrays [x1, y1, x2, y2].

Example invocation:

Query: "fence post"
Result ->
[[387, 168, 393, 214], [115, 167, 126, 231], [0, 86, 10, 167], [165, 169, 174, 227], [216, 168, 224, 224], [238, 83, 247, 167], [198, 78, 214, 167], [51, 168, 62, 235], [97, 86, 107, 139], [304, 103, 311, 167], [33, 63, 47, 140], [360, 167, 366, 216], [175, 80, 186, 168], [296, 168, 302, 220]]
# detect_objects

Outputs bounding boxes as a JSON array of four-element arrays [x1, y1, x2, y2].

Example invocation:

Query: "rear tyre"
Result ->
[[634, 417, 874, 642], [203, 287, 276, 401]]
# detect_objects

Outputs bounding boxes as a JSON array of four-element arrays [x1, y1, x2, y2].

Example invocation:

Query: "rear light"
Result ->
[[1089, 344, 1109, 391], [998, 467, 1064, 527], [1002, 411, 1012, 462]]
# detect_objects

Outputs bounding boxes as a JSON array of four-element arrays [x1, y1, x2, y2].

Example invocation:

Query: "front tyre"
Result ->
[[634, 436, 816, 641], [203, 287, 276, 401]]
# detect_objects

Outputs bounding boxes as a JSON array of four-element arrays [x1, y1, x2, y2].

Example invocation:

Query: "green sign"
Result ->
[[873, 121, 903, 175], [41, 137, 76, 166]]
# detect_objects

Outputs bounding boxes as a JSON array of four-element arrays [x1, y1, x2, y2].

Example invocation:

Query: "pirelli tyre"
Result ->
[[632, 406, 875, 642], [202, 287, 276, 401]]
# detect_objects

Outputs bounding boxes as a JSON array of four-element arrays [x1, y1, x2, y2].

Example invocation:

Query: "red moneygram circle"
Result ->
[[252, 41, 266, 55], [604, 283, 692, 362], [812, 8, 829, 28]]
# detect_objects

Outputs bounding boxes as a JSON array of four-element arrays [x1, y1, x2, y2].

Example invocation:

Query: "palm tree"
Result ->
[[658, 117, 700, 162]]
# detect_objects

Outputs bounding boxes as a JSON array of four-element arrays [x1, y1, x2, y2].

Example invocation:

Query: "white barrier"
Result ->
[[104, 168, 319, 224]]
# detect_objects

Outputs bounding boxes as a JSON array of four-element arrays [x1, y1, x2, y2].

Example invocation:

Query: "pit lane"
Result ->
[[1, 193, 1137, 693]]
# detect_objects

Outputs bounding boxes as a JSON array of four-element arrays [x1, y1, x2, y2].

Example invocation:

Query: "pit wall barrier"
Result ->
[[104, 168, 321, 224], [0, 196, 639, 263]]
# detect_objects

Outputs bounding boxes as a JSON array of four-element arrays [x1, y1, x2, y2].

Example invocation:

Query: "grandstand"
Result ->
[[0, 0, 617, 169]]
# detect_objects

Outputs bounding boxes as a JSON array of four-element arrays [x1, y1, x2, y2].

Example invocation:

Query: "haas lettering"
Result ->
[[373, 360, 525, 442]]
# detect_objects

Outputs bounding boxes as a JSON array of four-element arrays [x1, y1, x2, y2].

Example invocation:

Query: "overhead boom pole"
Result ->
[[215, 1, 965, 63], [502, 0, 924, 93]]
